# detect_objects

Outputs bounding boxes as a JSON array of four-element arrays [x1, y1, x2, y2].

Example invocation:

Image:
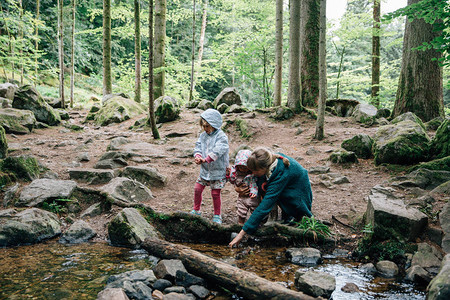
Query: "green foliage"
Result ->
[[295, 216, 332, 242], [41, 198, 73, 215]]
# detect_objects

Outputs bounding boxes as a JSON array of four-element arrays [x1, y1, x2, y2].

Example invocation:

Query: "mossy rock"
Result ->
[[235, 117, 251, 139], [429, 119, 450, 159], [0, 125, 7, 159], [341, 134, 373, 159], [155, 96, 181, 123], [94, 96, 146, 126], [216, 103, 229, 114], [391, 112, 425, 130], [351, 103, 377, 125], [196, 99, 214, 110], [373, 120, 430, 165], [12, 85, 61, 126], [329, 149, 358, 164], [0, 108, 37, 134], [409, 156, 450, 172], [0, 155, 40, 181], [425, 117, 445, 131], [272, 106, 295, 121]]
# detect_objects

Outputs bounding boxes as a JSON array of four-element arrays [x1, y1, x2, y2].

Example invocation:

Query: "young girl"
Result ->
[[229, 147, 313, 247], [227, 149, 259, 225], [192, 109, 229, 224]]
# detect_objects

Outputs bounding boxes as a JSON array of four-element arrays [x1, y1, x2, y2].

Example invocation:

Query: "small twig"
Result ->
[[332, 215, 356, 230]]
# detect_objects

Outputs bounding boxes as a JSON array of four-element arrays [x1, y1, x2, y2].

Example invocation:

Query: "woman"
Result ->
[[229, 147, 313, 247]]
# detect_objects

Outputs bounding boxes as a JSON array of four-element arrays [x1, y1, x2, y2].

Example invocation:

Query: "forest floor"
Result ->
[[7, 107, 428, 250]]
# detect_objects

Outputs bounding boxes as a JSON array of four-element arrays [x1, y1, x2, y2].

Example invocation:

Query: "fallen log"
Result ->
[[142, 238, 319, 300]]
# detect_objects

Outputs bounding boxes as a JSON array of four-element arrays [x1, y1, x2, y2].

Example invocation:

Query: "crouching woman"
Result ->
[[229, 147, 313, 247]]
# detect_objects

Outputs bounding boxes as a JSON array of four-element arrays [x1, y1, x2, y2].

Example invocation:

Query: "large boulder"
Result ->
[[155, 96, 181, 123], [16, 179, 78, 207], [120, 166, 167, 188], [0, 208, 61, 247], [429, 119, 450, 159], [325, 98, 359, 117], [12, 85, 61, 126], [100, 177, 153, 207], [391, 112, 425, 130], [212, 87, 242, 108], [372, 120, 430, 165], [0, 125, 7, 159], [59, 219, 96, 244], [365, 185, 428, 241], [94, 96, 146, 126], [196, 99, 213, 110], [0, 83, 18, 100], [351, 103, 377, 124], [1, 155, 41, 181], [426, 254, 450, 300], [0, 108, 36, 134], [295, 270, 336, 298], [108, 208, 159, 248], [341, 134, 374, 159]]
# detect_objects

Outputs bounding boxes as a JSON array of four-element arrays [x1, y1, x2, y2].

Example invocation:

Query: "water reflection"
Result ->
[[0, 241, 426, 300]]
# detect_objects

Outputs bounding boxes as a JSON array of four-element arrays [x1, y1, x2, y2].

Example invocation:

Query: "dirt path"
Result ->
[[7, 108, 396, 247]]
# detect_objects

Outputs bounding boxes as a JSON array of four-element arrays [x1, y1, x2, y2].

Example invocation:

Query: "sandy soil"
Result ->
[[6, 107, 411, 247]]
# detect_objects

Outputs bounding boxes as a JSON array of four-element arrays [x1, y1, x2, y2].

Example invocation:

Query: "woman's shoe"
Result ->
[[212, 215, 222, 224], [190, 210, 201, 216]]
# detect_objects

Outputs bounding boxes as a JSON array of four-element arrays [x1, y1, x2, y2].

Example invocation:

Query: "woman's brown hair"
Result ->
[[247, 147, 289, 171]]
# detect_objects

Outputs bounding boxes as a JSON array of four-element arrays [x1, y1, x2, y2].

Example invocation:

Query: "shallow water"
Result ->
[[0, 241, 426, 299]]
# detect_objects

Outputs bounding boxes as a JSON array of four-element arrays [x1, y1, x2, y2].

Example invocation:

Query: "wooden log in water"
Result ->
[[142, 238, 319, 300]]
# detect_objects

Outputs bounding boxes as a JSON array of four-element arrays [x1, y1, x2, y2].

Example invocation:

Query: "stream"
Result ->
[[0, 240, 426, 299]]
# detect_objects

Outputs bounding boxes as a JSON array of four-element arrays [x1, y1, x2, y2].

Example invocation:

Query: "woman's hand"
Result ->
[[229, 229, 246, 247]]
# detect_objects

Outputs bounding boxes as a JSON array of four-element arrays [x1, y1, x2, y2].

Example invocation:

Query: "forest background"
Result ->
[[0, 0, 449, 115]]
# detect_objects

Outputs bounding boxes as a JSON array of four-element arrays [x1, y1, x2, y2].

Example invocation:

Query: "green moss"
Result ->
[[94, 96, 146, 126], [0, 125, 7, 159], [235, 117, 251, 139], [0, 155, 40, 181], [409, 156, 450, 172], [430, 119, 450, 159]]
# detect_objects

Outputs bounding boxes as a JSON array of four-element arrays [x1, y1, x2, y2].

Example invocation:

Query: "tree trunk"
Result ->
[[148, 0, 160, 139], [103, 0, 112, 96], [300, 0, 320, 107], [274, 0, 283, 106], [19, 0, 23, 85], [142, 238, 316, 300], [154, 0, 166, 99], [188, 0, 196, 103], [35, 0, 40, 85], [287, 0, 302, 112], [196, 0, 208, 71], [392, 0, 444, 121], [315, 0, 326, 140], [334, 43, 345, 99], [134, 0, 141, 103], [70, 0, 76, 108], [371, 0, 380, 107], [58, 0, 65, 108]]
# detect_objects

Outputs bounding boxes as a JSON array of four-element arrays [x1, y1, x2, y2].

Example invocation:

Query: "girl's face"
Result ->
[[251, 168, 267, 177], [202, 120, 214, 134]]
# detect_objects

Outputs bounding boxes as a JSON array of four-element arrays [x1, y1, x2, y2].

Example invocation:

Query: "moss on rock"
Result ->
[[94, 96, 146, 126], [430, 119, 450, 159]]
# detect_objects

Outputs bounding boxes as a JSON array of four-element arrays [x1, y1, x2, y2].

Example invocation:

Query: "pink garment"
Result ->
[[193, 182, 221, 215]]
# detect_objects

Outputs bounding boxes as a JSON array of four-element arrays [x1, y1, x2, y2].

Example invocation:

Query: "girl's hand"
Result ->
[[229, 230, 246, 247], [249, 193, 257, 199], [195, 157, 205, 164]]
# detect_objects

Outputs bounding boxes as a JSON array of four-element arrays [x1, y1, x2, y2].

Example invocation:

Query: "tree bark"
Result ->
[[315, 0, 326, 140], [70, 0, 76, 108], [103, 0, 112, 96], [58, 0, 65, 108], [134, 0, 141, 103], [274, 0, 283, 106], [19, 0, 23, 85], [300, 0, 320, 107], [35, 0, 40, 85], [154, 0, 166, 99], [371, 0, 380, 107], [392, 0, 444, 121], [148, 0, 160, 139], [287, 0, 302, 112], [188, 0, 196, 103], [196, 0, 208, 71], [142, 238, 316, 300]]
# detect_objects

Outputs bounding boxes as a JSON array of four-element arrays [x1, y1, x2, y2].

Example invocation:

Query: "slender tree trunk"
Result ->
[[300, 0, 320, 107], [197, 0, 208, 70], [334, 43, 345, 99], [35, 0, 40, 85], [315, 0, 327, 140], [134, 0, 141, 103], [392, 0, 443, 121], [263, 46, 268, 107], [188, 0, 196, 103], [274, 0, 283, 106], [287, 0, 302, 112], [70, 0, 76, 108], [19, 0, 23, 85], [149, 0, 160, 139], [371, 0, 380, 107], [103, 0, 112, 96], [58, 0, 65, 108], [1, 3, 11, 82], [154, 0, 166, 99]]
